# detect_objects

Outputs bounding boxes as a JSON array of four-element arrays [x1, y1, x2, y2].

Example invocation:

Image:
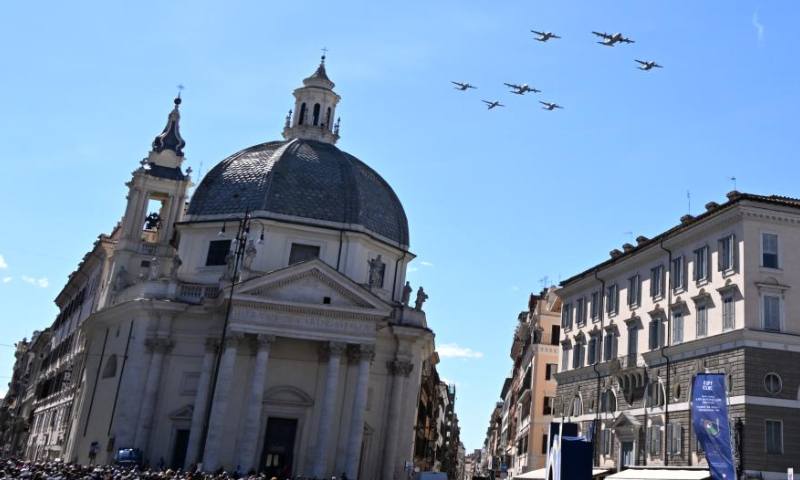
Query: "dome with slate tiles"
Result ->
[[186, 138, 410, 247]]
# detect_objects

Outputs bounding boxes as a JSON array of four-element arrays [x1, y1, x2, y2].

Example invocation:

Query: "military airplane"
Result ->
[[539, 101, 563, 111], [452, 81, 477, 91], [635, 60, 663, 71], [504, 83, 541, 95], [531, 30, 561, 42], [592, 31, 635, 46], [482, 100, 505, 110]]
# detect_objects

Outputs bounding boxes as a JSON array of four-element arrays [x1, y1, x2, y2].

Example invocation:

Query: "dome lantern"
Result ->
[[283, 55, 341, 145]]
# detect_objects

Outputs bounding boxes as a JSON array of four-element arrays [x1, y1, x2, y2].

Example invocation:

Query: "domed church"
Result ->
[[69, 58, 435, 480]]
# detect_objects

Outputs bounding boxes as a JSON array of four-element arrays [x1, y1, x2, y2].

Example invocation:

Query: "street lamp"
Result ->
[[196, 208, 266, 466]]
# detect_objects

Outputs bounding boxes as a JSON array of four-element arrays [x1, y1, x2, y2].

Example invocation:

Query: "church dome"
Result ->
[[186, 138, 410, 247]]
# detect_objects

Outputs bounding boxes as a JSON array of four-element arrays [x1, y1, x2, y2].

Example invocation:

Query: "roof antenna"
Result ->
[[687, 190, 691, 214], [729, 176, 737, 191]]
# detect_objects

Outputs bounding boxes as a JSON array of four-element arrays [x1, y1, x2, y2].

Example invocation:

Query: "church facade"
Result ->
[[58, 59, 435, 479]]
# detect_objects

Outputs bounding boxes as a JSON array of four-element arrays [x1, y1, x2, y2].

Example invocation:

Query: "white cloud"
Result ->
[[419, 261, 434, 267], [752, 12, 764, 42], [511, 285, 520, 292], [438, 343, 484, 359], [22, 276, 49, 288], [407, 267, 419, 273], [1, 277, 11, 283], [0, 254, 7, 269]]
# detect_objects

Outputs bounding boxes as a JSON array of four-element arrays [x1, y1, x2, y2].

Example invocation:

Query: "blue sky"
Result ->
[[1, 0, 798, 452]]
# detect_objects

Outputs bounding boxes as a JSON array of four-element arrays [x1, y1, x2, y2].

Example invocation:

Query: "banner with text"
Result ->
[[692, 374, 736, 480]]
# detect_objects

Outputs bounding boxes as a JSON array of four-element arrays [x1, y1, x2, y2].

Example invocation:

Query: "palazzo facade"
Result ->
[[60, 58, 435, 479]]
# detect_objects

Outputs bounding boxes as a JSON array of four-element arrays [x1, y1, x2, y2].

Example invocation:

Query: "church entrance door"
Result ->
[[170, 429, 190, 470], [260, 418, 298, 477]]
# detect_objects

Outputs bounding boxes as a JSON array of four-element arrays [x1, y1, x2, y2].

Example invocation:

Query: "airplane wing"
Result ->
[[497, 103, 505, 107], [539, 101, 549, 106], [532, 88, 541, 93], [620, 38, 635, 44], [634, 60, 647, 65], [654, 63, 663, 68], [556, 105, 564, 109], [451, 81, 463, 86], [504, 83, 521, 89], [551, 34, 561, 39], [482, 100, 492, 104], [531, 30, 544, 35], [467, 85, 477, 88], [592, 31, 612, 39]]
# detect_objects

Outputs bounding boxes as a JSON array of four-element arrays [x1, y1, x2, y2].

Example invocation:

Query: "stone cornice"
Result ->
[[232, 298, 388, 322]]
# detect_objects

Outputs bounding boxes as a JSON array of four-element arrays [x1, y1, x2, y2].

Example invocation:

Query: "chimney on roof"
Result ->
[[726, 190, 741, 201], [705, 201, 720, 212], [610, 249, 623, 258], [636, 235, 649, 246], [680, 214, 694, 224], [622, 243, 635, 253]]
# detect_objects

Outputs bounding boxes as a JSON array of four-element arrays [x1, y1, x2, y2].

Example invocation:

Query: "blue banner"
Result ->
[[692, 374, 736, 480]]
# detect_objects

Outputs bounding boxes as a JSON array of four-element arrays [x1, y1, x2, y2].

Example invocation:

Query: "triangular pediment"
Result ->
[[233, 258, 393, 315], [169, 405, 194, 421], [611, 411, 640, 429]]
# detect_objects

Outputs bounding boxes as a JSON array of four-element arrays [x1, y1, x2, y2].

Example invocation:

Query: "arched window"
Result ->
[[600, 389, 617, 413], [102, 354, 118, 379], [326, 107, 332, 129], [646, 380, 665, 407], [312, 103, 321, 126], [571, 395, 583, 417], [298, 103, 307, 125]]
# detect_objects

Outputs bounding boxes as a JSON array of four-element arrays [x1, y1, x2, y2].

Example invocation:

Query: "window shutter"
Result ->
[[646, 426, 651, 455], [676, 423, 682, 454], [666, 424, 672, 454], [732, 234, 738, 271]]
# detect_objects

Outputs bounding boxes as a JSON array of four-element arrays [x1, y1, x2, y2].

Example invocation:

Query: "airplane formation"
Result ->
[[453, 29, 662, 112]]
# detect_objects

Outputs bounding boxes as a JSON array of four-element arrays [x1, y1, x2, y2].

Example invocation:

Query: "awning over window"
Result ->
[[605, 468, 710, 480]]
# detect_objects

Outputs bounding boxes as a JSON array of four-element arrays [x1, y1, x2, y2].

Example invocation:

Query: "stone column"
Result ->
[[382, 359, 414, 480], [202, 332, 242, 472], [134, 338, 173, 450], [184, 338, 218, 469], [236, 334, 276, 472], [345, 344, 375, 480], [312, 341, 347, 478]]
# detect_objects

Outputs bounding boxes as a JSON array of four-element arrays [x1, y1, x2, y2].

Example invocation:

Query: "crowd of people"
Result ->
[[0, 459, 351, 480]]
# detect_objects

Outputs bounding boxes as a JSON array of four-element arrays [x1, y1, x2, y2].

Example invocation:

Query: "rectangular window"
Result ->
[[590, 291, 600, 321], [603, 429, 613, 456], [722, 295, 735, 331], [573, 342, 584, 369], [628, 325, 638, 356], [673, 312, 684, 344], [672, 256, 685, 291], [763, 295, 781, 331], [562, 303, 573, 329], [694, 246, 709, 282], [576, 298, 586, 326], [628, 275, 641, 307], [542, 434, 549, 454], [607, 284, 619, 315], [696, 304, 708, 338], [651, 265, 664, 298], [719, 235, 735, 271], [762, 233, 779, 269], [603, 332, 616, 361], [765, 420, 783, 454], [588, 336, 598, 365], [205, 239, 232, 266], [289, 243, 320, 265], [666, 423, 682, 455], [543, 396, 554, 415], [647, 425, 662, 458], [545, 363, 558, 381], [562, 345, 571, 372], [649, 319, 662, 350]]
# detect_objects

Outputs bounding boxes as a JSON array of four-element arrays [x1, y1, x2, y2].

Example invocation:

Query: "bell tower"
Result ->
[[102, 96, 193, 305], [282, 55, 341, 144]]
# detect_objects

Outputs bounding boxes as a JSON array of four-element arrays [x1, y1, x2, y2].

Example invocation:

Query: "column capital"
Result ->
[[388, 358, 414, 377], [319, 341, 347, 361], [348, 343, 376, 363], [223, 332, 244, 349], [145, 337, 174, 354], [252, 334, 276, 353], [204, 338, 220, 354]]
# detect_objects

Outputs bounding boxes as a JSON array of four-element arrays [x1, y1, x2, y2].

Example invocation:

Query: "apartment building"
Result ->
[[554, 192, 800, 480]]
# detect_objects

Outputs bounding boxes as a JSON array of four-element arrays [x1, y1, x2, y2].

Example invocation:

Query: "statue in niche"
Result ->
[[401, 281, 413, 306], [221, 251, 236, 281], [170, 255, 182, 281], [147, 256, 160, 280], [367, 255, 385, 287], [243, 240, 257, 270], [414, 286, 429, 311]]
